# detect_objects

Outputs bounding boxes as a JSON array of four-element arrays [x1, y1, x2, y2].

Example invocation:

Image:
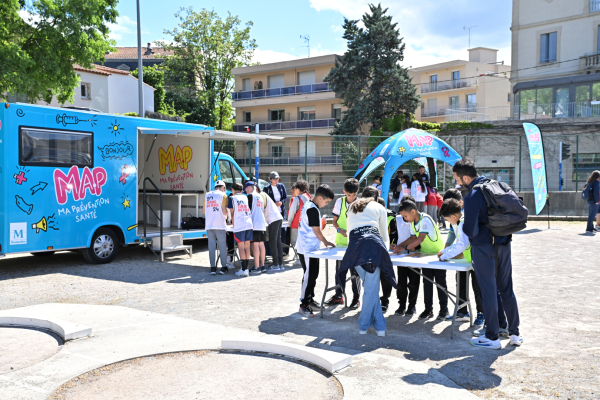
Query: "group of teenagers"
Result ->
[[295, 158, 523, 349], [204, 170, 316, 277]]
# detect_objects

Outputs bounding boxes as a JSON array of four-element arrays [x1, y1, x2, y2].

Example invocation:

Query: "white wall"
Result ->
[[108, 74, 155, 115], [40, 71, 109, 112]]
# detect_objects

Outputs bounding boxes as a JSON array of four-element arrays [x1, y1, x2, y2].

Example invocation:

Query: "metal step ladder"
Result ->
[[150, 234, 192, 262]]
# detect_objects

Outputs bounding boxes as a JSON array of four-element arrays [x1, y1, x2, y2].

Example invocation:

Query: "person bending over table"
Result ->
[[394, 198, 448, 321], [338, 186, 396, 337]]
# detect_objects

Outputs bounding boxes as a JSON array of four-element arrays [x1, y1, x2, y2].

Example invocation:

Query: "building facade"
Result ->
[[409, 48, 512, 123], [511, 0, 600, 118], [231, 55, 346, 192], [96, 43, 173, 72], [35, 64, 155, 114]]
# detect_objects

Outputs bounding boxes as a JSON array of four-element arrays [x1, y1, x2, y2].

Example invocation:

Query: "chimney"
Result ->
[[145, 42, 153, 56]]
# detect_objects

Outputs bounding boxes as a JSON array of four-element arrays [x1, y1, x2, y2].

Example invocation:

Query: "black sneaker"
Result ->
[[260, 266, 267, 273], [298, 304, 314, 317], [325, 295, 344, 306], [381, 303, 388, 313], [309, 299, 320, 309], [395, 306, 406, 316], [437, 309, 449, 321], [218, 267, 226, 275], [210, 267, 217, 275], [405, 306, 417, 316], [250, 267, 261, 275], [349, 298, 360, 310], [419, 309, 433, 319]]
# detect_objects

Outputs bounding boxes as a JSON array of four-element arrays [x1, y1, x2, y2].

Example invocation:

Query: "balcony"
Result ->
[[420, 77, 478, 94], [235, 155, 342, 167], [592, 0, 600, 12], [233, 118, 337, 133], [421, 103, 477, 118], [580, 53, 600, 70], [232, 82, 332, 101], [439, 102, 600, 122]]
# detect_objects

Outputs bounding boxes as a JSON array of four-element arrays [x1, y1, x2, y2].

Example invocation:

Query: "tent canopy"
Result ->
[[354, 128, 462, 205]]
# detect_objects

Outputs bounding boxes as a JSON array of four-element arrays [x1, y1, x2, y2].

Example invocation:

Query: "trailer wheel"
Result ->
[[31, 251, 55, 257], [82, 227, 119, 264]]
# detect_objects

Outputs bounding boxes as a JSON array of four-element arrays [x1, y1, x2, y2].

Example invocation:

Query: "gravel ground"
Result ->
[[49, 351, 342, 400], [1, 221, 600, 399], [0, 327, 63, 374]]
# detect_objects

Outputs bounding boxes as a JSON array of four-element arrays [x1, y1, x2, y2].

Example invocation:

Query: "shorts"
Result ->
[[234, 229, 253, 243], [252, 230, 266, 242]]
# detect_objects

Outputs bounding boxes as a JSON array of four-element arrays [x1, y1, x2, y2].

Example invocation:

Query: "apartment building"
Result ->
[[409, 48, 512, 123], [510, 0, 600, 118], [231, 54, 345, 191]]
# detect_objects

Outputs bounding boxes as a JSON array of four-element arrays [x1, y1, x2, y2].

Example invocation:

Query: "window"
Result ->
[[597, 25, 600, 54], [427, 99, 437, 115], [466, 93, 476, 106], [243, 111, 251, 122], [574, 153, 600, 184], [540, 32, 557, 63], [232, 164, 244, 186], [429, 74, 437, 91], [332, 104, 342, 120], [218, 160, 234, 190], [269, 109, 285, 121], [243, 78, 250, 92], [449, 96, 460, 109], [270, 143, 285, 158], [298, 70, 315, 85], [299, 141, 316, 157], [480, 168, 515, 188], [268, 74, 285, 88], [20, 127, 93, 167], [576, 85, 591, 102], [80, 83, 91, 99], [452, 71, 460, 88], [299, 106, 316, 120]]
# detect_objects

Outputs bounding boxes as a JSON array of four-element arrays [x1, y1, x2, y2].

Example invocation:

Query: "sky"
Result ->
[[109, 0, 513, 68]]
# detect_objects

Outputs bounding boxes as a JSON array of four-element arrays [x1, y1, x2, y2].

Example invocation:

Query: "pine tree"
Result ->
[[325, 3, 420, 135]]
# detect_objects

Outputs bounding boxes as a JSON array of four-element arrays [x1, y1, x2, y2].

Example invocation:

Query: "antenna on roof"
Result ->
[[463, 25, 478, 49], [300, 35, 310, 57]]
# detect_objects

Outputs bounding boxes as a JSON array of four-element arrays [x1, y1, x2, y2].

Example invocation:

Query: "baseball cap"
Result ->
[[215, 180, 225, 188], [269, 171, 280, 179], [244, 181, 256, 189]]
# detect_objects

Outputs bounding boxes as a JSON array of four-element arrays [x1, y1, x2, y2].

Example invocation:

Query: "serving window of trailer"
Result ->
[[19, 126, 93, 167]]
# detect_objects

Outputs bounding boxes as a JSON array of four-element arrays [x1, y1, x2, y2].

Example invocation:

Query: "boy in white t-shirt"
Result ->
[[372, 176, 383, 196], [205, 180, 228, 275], [245, 181, 267, 274], [297, 184, 336, 317], [228, 182, 253, 277]]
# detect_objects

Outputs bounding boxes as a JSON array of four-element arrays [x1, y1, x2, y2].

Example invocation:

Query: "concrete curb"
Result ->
[[0, 315, 92, 341], [222, 336, 352, 373]]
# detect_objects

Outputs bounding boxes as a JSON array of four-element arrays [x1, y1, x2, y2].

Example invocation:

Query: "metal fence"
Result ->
[[234, 133, 600, 217], [441, 102, 600, 122]]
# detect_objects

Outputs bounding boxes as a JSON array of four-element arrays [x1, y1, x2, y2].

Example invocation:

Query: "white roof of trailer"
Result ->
[[138, 128, 283, 141]]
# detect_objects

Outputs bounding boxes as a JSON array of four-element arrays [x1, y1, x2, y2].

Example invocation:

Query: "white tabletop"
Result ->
[[226, 221, 289, 232], [303, 246, 471, 272]]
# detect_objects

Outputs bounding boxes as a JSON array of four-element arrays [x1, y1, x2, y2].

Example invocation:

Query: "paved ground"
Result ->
[[49, 351, 343, 400], [1, 221, 599, 399], [0, 327, 63, 374]]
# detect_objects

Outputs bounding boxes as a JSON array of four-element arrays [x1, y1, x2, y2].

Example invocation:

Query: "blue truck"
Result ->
[[0, 103, 276, 263]]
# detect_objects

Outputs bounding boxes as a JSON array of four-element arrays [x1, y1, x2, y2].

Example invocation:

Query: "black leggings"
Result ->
[[299, 254, 320, 306]]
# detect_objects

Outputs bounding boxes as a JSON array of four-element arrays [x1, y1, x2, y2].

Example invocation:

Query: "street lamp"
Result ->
[[136, 0, 144, 117]]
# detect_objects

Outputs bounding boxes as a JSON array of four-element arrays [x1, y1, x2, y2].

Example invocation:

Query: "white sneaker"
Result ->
[[595, 225, 600, 232], [269, 264, 280, 271], [359, 330, 368, 335], [470, 334, 501, 350], [376, 330, 386, 337], [279, 264, 285, 270], [509, 335, 523, 346], [235, 269, 249, 277]]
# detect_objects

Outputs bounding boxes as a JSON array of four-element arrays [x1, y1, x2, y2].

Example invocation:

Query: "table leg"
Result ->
[[195, 195, 199, 218], [321, 259, 328, 319], [178, 195, 182, 229], [467, 270, 473, 327], [451, 270, 460, 339]]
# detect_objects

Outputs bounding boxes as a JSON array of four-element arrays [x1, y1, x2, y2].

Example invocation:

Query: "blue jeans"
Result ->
[[355, 265, 386, 332], [587, 201, 599, 232]]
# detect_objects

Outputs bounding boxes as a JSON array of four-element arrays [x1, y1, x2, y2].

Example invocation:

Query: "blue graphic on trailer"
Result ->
[[354, 128, 462, 206], [523, 122, 548, 215]]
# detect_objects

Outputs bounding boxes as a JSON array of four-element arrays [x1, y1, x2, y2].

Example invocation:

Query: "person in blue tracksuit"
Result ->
[[453, 158, 523, 350]]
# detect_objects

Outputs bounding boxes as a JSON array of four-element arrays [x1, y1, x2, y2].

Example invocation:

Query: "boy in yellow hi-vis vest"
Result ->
[[394, 198, 448, 321], [324, 178, 362, 309]]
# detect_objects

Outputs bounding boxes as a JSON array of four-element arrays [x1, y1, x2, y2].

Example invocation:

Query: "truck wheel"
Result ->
[[82, 227, 120, 264], [32, 251, 55, 257]]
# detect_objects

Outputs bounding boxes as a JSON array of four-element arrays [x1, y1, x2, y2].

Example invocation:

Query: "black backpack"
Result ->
[[472, 179, 529, 237], [181, 215, 205, 230]]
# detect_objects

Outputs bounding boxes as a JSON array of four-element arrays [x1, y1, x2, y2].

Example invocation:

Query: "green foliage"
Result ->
[[132, 65, 166, 113], [118, 112, 139, 117], [440, 121, 495, 131], [368, 130, 384, 150], [0, 0, 117, 104], [164, 91, 212, 125], [381, 114, 440, 133], [161, 7, 257, 129], [334, 137, 360, 177], [325, 3, 420, 135]]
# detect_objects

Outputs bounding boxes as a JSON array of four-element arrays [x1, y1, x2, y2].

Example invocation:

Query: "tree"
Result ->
[[325, 3, 420, 135], [132, 65, 166, 113], [0, 0, 117, 104], [161, 7, 257, 130]]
